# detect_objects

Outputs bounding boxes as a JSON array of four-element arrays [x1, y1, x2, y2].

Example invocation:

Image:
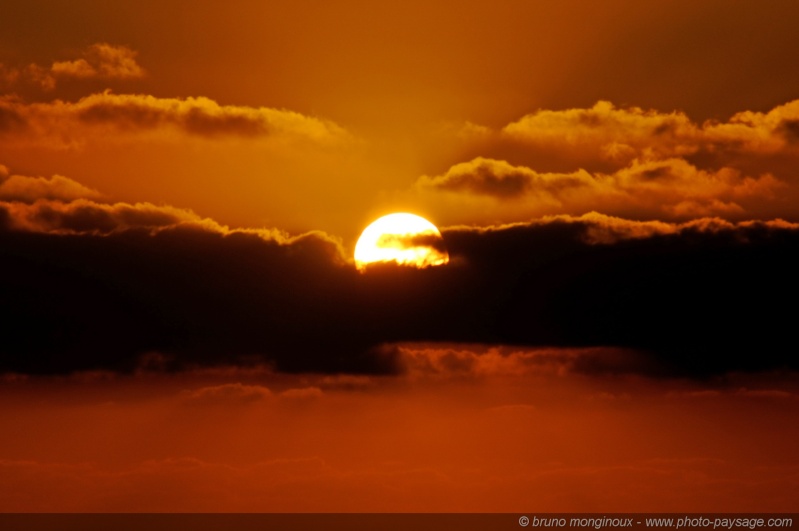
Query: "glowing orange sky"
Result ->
[[2, 0, 799, 514], [2, 0, 799, 241]]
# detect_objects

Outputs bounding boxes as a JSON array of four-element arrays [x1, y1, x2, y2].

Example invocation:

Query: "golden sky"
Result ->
[[1, 0, 799, 513], [3, 0, 799, 240]]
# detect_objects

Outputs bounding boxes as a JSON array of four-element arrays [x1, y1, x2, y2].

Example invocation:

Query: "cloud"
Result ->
[[669, 388, 799, 401], [316, 375, 375, 391], [280, 387, 324, 400], [0, 44, 144, 93], [0, 63, 55, 91], [0, 92, 351, 146], [0, 98, 27, 132], [426, 99, 799, 225], [705, 99, 799, 152], [500, 99, 799, 163], [1, 172, 798, 377], [395, 344, 656, 379], [416, 156, 784, 220], [1, 198, 227, 234], [0, 172, 101, 203], [181, 383, 272, 405], [502, 100, 701, 161], [51, 43, 145, 80], [418, 158, 541, 199]]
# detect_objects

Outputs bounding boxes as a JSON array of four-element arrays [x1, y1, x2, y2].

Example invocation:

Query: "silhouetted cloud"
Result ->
[[1, 171, 797, 378], [395, 344, 657, 379]]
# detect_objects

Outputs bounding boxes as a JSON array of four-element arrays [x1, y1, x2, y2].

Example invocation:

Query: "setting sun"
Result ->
[[354, 213, 449, 270]]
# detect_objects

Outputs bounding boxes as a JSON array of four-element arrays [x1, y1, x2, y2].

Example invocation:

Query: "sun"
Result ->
[[354, 213, 449, 271]]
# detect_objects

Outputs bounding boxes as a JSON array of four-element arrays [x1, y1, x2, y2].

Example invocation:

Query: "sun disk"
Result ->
[[354, 213, 449, 271]]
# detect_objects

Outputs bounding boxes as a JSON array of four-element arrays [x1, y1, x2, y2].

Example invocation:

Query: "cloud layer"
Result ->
[[1, 169, 797, 378]]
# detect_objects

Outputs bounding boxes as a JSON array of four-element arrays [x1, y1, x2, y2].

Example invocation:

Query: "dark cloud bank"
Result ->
[[1, 207, 797, 378]]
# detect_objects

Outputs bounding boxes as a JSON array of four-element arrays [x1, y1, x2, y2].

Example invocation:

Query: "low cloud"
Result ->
[[395, 344, 656, 379], [280, 387, 324, 400], [316, 375, 375, 391], [182, 383, 273, 405], [418, 158, 540, 199], [1, 171, 797, 378]]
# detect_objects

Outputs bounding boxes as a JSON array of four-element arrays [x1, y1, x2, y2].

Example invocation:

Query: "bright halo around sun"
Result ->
[[354, 213, 449, 271]]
